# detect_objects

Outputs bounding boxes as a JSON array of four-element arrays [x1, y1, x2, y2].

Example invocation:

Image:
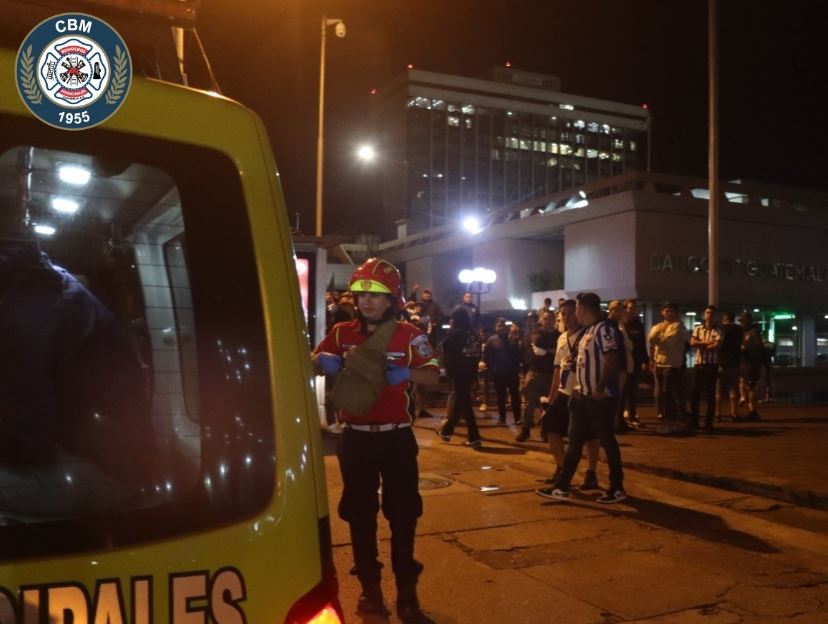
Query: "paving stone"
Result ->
[[723, 584, 824, 617], [522, 550, 733, 621]]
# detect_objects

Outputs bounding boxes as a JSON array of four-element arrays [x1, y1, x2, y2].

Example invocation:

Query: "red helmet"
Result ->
[[348, 257, 405, 308]]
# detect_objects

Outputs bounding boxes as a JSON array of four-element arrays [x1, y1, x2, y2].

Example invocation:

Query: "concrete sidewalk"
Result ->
[[415, 402, 828, 511]]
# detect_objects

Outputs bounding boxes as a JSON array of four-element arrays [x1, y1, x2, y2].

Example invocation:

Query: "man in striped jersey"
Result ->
[[538, 293, 627, 504], [690, 305, 722, 430]]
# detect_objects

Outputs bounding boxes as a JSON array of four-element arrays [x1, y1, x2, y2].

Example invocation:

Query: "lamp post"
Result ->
[[458, 267, 497, 314], [315, 16, 346, 237]]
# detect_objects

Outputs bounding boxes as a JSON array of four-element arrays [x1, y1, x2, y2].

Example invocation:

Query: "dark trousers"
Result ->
[[337, 427, 423, 585], [691, 364, 719, 423], [618, 368, 640, 420], [442, 376, 481, 441], [555, 393, 624, 491], [655, 366, 683, 422], [493, 372, 521, 422]]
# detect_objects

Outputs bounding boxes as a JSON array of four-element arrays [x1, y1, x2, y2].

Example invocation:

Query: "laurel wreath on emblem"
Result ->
[[105, 45, 128, 105], [18, 45, 43, 105]]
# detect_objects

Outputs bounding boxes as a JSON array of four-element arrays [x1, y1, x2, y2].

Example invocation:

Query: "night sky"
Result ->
[[197, 0, 824, 236]]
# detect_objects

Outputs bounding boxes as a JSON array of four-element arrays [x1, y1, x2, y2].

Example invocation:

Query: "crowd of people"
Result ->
[[314, 257, 777, 622]]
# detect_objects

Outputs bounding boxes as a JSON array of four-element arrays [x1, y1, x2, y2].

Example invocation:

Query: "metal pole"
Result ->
[[315, 16, 327, 237], [708, 0, 719, 306]]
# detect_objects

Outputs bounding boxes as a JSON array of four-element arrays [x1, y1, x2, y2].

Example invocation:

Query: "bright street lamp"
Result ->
[[315, 16, 346, 237], [462, 215, 483, 234], [356, 144, 376, 162], [458, 267, 497, 314]]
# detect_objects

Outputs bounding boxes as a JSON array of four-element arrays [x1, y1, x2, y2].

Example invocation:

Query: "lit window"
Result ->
[[519, 139, 531, 150], [447, 115, 460, 127], [613, 139, 624, 149], [575, 134, 585, 145], [548, 143, 559, 154], [491, 149, 501, 160], [599, 151, 610, 160], [447, 104, 458, 112], [507, 137, 519, 149], [560, 144, 572, 155], [587, 122, 600, 133], [573, 120, 586, 129], [559, 104, 575, 111], [506, 111, 513, 117], [462, 104, 475, 115], [587, 149, 598, 159], [574, 148, 585, 157], [464, 118, 472, 129], [547, 157, 558, 167], [612, 153, 622, 162], [432, 99, 445, 110], [602, 124, 610, 134], [533, 141, 546, 152], [629, 141, 637, 152]]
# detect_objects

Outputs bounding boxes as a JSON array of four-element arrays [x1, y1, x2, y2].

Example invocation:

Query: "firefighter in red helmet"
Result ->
[[312, 258, 439, 623]]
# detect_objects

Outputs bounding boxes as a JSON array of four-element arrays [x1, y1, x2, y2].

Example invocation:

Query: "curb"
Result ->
[[413, 420, 828, 512]]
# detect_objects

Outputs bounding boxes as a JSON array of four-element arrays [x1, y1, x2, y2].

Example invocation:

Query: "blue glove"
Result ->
[[317, 353, 343, 375], [385, 364, 411, 385]]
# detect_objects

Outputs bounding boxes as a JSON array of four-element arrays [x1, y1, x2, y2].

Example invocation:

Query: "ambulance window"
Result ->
[[0, 118, 276, 560]]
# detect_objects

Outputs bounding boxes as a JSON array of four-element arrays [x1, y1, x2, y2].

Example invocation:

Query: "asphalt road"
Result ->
[[323, 419, 828, 623]]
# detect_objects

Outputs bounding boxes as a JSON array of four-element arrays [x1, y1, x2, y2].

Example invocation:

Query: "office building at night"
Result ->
[[372, 67, 651, 241]]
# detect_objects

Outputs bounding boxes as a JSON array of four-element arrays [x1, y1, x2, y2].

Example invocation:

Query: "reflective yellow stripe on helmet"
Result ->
[[350, 279, 392, 294]]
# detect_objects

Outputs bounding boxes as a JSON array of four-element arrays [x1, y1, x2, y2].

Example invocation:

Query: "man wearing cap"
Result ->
[[313, 258, 439, 623], [648, 302, 690, 434]]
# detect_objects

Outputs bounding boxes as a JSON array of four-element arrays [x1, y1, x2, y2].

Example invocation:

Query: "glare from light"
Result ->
[[51, 197, 79, 214], [34, 224, 56, 236], [509, 298, 527, 310], [753, 308, 760, 313], [58, 165, 91, 185], [458, 267, 496, 284], [357, 144, 376, 162], [791, 326, 798, 331], [462, 216, 483, 234], [686, 312, 697, 316]]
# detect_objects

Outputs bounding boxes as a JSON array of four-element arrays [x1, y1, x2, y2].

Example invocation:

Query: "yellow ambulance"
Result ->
[[0, 1, 341, 622]]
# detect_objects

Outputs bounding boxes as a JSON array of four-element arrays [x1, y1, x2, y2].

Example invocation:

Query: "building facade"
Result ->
[[372, 67, 651, 241], [378, 173, 828, 368]]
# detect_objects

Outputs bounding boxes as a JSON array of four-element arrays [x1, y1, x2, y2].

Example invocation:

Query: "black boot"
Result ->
[[396, 563, 434, 624], [357, 582, 390, 617]]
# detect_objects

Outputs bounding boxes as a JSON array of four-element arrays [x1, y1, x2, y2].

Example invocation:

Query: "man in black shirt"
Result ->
[[716, 311, 743, 421]]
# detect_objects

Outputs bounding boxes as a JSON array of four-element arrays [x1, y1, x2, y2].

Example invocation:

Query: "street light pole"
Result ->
[[315, 16, 345, 237], [708, 0, 719, 306]]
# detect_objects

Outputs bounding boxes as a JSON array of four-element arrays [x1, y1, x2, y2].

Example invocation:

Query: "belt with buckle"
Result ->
[[344, 422, 411, 432]]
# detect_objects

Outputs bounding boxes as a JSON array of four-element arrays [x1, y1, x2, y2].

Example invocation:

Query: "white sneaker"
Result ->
[[597, 489, 627, 504]]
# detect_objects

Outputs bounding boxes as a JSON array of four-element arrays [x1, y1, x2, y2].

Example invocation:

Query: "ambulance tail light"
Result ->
[[301, 605, 342, 624], [283, 568, 343, 624], [284, 516, 342, 624]]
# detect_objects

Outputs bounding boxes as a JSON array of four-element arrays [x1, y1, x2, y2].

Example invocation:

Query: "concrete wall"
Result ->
[[635, 208, 828, 308], [471, 239, 563, 314], [564, 211, 637, 301]]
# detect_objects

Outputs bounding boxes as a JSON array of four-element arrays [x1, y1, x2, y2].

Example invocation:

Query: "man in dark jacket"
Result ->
[[516, 311, 558, 442], [436, 307, 482, 447], [716, 311, 743, 421], [484, 317, 522, 425], [620, 299, 649, 426]]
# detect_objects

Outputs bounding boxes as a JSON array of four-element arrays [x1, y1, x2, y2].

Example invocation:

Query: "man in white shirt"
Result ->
[[648, 302, 690, 434]]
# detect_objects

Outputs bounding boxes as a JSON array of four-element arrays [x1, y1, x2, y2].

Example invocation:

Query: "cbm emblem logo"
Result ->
[[16, 13, 131, 130]]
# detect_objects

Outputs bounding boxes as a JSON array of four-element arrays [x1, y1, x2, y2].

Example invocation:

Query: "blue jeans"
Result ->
[[554, 393, 624, 491]]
